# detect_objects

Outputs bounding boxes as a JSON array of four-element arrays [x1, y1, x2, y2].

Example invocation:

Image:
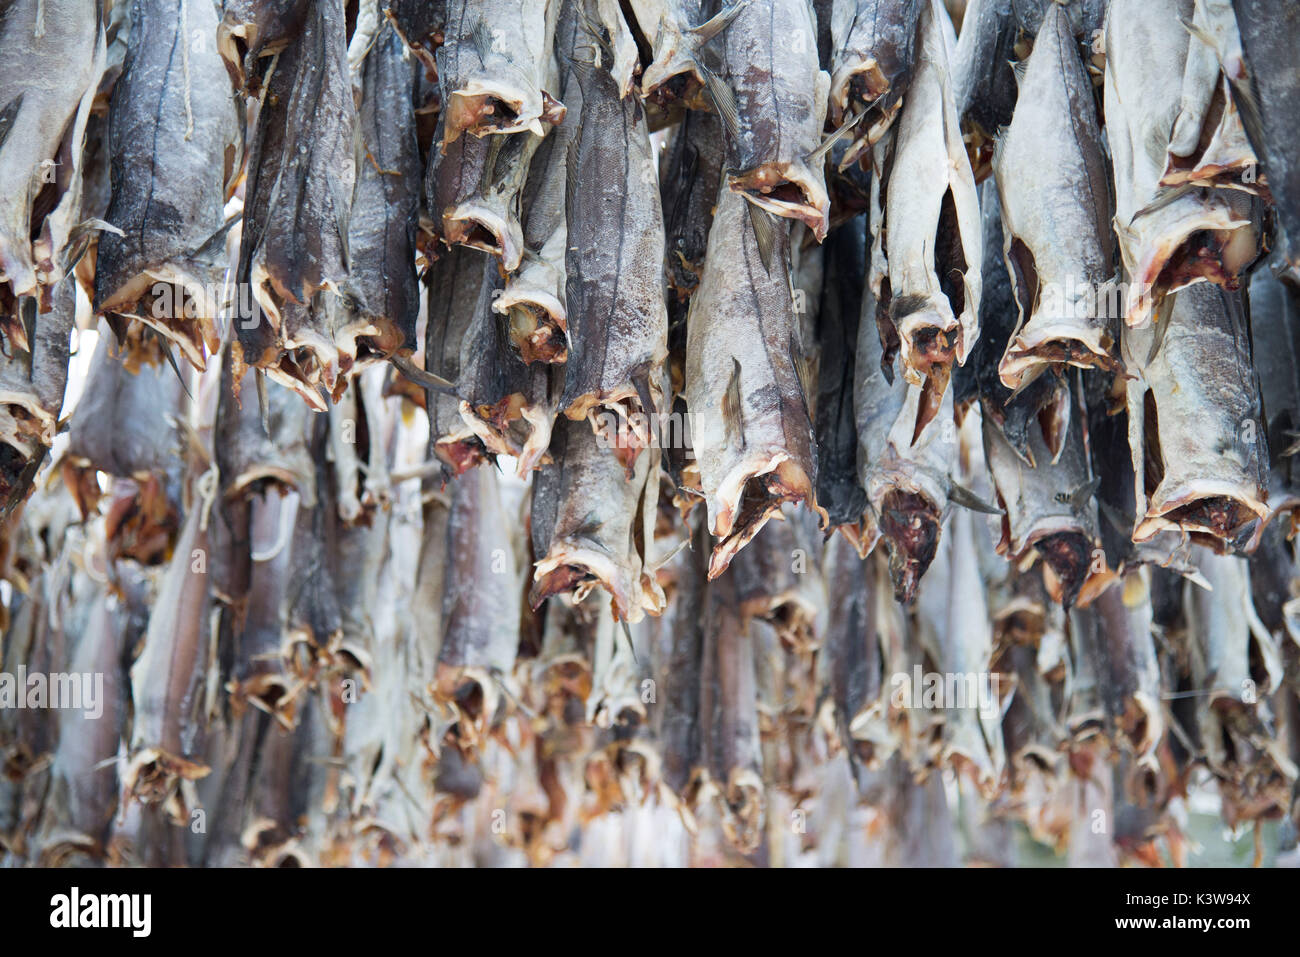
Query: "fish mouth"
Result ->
[[123, 748, 211, 808], [442, 204, 524, 271], [728, 162, 831, 240], [708, 453, 822, 579], [530, 545, 664, 623], [98, 266, 223, 372], [1030, 530, 1096, 608], [876, 489, 942, 603], [458, 396, 552, 478], [444, 84, 564, 143], [1136, 485, 1267, 545], [565, 389, 659, 476], [227, 673, 301, 730], [494, 290, 568, 364], [431, 664, 506, 751], [830, 58, 898, 125], [640, 54, 707, 109], [998, 322, 1122, 391], [434, 431, 489, 477], [718, 768, 765, 855]]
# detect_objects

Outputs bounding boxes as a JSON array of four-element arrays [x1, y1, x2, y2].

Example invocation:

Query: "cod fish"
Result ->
[[341, 19, 423, 361], [432, 466, 522, 751], [94, 0, 241, 372], [215, 352, 316, 502], [657, 514, 709, 798], [983, 387, 1101, 607], [1104, 0, 1259, 328], [993, 2, 1118, 392], [0, 0, 104, 310], [530, 415, 665, 622], [634, 0, 745, 108], [1234, 0, 1300, 279], [235, 0, 358, 404], [1124, 282, 1267, 548], [951, 0, 1020, 179], [879, 0, 981, 435], [1248, 265, 1300, 531], [0, 283, 74, 511], [854, 273, 960, 602], [686, 188, 822, 579], [829, 0, 924, 154], [436, 0, 564, 145], [560, 28, 668, 469], [455, 258, 557, 476], [719, 0, 833, 238], [125, 465, 219, 817], [424, 245, 490, 476]]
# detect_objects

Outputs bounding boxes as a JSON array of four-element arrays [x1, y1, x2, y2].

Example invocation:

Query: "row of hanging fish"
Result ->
[[2, 0, 1300, 865]]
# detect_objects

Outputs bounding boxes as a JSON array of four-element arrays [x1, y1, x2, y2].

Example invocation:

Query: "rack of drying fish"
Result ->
[[1, 0, 1299, 868]]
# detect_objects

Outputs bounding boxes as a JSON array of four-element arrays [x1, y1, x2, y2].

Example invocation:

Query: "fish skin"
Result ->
[[634, 0, 747, 108], [1248, 265, 1300, 528], [880, 0, 981, 434], [384, 0, 449, 81], [657, 513, 709, 796], [217, 0, 313, 93], [829, 0, 923, 136], [436, 0, 564, 146], [235, 0, 357, 397], [559, 28, 668, 459], [342, 19, 422, 360], [686, 187, 822, 579], [993, 2, 1118, 391], [854, 261, 954, 601], [0, 0, 103, 306], [1104, 0, 1259, 328], [983, 383, 1101, 607], [215, 353, 316, 502], [1087, 572, 1164, 770], [530, 415, 665, 622], [815, 216, 869, 533], [94, 0, 242, 373], [1233, 0, 1300, 277], [456, 254, 557, 476], [722, 0, 833, 238], [424, 245, 490, 476], [125, 474, 217, 812], [1124, 282, 1268, 547], [0, 281, 74, 510]]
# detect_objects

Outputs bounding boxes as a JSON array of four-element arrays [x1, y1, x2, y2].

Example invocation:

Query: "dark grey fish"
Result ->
[[95, 0, 241, 372], [829, 0, 924, 147], [424, 245, 490, 476], [217, 0, 312, 93]]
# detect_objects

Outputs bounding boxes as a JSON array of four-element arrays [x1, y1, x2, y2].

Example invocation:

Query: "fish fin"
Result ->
[[1066, 476, 1102, 509], [748, 202, 776, 274], [153, 328, 193, 401], [1010, 58, 1028, 90], [1133, 183, 1196, 222], [392, 353, 457, 394], [1145, 296, 1176, 365], [806, 108, 865, 165], [18, 297, 34, 358], [470, 21, 492, 66], [790, 332, 813, 406], [949, 482, 1003, 515], [619, 619, 640, 666], [722, 357, 745, 449], [0, 93, 24, 154], [697, 59, 740, 144], [689, 0, 748, 44]]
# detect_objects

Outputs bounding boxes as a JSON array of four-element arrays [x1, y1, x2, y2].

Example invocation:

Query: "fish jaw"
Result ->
[[998, 317, 1121, 391], [531, 547, 663, 624], [493, 279, 568, 364], [444, 81, 564, 143], [874, 488, 942, 604], [728, 161, 831, 241], [706, 452, 823, 580], [1135, 479, 1268, 544]]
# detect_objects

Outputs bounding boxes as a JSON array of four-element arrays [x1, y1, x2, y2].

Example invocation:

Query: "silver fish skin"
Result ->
[[437, 0, 564, 146], [993, 2, 1118, 392], [1248, 266, 1300, 528], [94, 0, 241, 373], [560, 30, 668, 464], [880, 0, 981, 435], [721, 0, 833, 238], [0, 0, 104, 306], [530, 415, 665, 622], [1123, 282, 1267, 546], [951, 0, 1018, 177], [686, 187, 822, 580]]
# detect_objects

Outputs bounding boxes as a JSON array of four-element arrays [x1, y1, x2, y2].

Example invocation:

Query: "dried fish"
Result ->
[[94, 0, 241, 372], [878, 0, 981, 434], [424, 245, 490, 476], [992, 2, 1118, 391], [720, 0, 833, 238], [829, 0, 923, 148], [687, 188, 822, 579]]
